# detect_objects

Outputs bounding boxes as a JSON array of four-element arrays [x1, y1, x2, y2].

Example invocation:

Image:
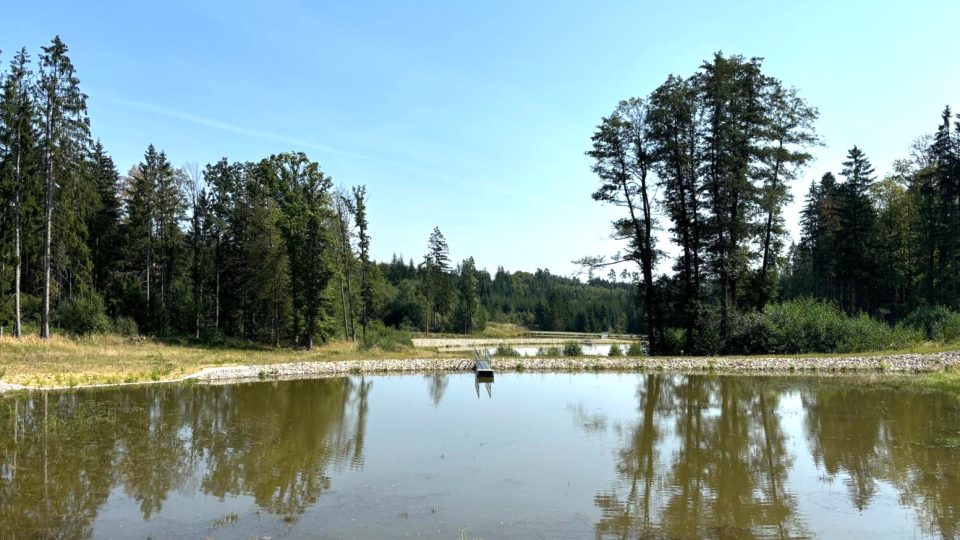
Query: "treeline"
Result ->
[[784, 113, 960, 320], [589, 52, 960, 354], [376, 255, 642, 334], [0, 36, 637, 345], [0, 37, 472, 347]]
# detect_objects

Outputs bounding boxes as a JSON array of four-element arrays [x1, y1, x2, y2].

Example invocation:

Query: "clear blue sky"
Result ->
[[3, 0, 959, 277]]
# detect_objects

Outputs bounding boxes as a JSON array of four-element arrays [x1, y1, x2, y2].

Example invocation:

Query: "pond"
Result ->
[[1, 373, 958, 539], [483, 343, 621, 356]]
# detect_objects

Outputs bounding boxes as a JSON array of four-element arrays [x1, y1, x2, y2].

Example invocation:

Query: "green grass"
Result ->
[[0, 332, 452, 388], [2, 331, 959, 393]]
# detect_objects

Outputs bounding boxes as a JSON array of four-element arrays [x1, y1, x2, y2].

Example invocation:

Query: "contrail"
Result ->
[[92, 90, 350, 157], [90, 89, 563, 206]]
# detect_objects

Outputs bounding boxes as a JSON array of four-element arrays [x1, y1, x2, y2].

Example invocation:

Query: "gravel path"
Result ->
[[2, 351, 958, 393]]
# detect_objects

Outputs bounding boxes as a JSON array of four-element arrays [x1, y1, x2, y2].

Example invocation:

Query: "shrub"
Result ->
[[901, 305, 960, 343], [725, 298, 924, 355], [625, 341, 646, 357], [58, 291, 110, 335], [660, 328, 686, 355], [360, 321, 413, 351], [493, 344, 520, 357], [111, 316, 139, 337], [607, 343, 623, 356], [537, 346, 561, 357], [562, 341, 583, 356]]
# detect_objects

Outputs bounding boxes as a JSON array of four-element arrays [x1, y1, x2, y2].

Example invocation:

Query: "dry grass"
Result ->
[[0, 334, 453, 388]]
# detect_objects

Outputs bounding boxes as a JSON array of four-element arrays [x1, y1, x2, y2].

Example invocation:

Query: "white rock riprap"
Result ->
[[3, 351, 958, 393], [181, 351, 960, 383], [0, 382, 28, 393]]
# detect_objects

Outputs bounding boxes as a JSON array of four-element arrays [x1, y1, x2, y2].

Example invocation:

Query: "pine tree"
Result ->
[[35, 36, 91, 338], [271, 152, 335, 349], [0, 48, 35, 337], [87, 142, 121, 299], [352, 185, 373, 340], [587, 98, 663, 352], [753, 86, 818, 307], [423, 226, 451, 331], [455, 257, 483, 333], [836, 146, 877, 311], [647, 75, 703, 351]]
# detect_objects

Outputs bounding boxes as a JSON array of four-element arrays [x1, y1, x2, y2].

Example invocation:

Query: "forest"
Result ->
[[0, 37, 638, 348], [588, 52, 960, 354], [2, 39, 960, 355]]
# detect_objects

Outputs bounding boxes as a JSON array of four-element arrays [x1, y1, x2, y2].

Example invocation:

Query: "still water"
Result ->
[[483, 344, 617, 356], [1, 373, 958, 539]]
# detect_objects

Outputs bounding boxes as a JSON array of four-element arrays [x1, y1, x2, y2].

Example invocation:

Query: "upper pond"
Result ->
[[1, 373, 958, 539]]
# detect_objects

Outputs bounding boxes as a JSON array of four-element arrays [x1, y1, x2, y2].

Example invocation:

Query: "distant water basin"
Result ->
[[1, 373, 958, 538], [484, 343, 619, 356]]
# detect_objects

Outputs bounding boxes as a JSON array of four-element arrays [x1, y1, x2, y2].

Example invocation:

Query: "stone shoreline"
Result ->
[[2, 351, 958, 393]]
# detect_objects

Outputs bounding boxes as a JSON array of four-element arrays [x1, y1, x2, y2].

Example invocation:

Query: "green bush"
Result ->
[[562, 341, 583, 356], [608, 343, 623, 356], [360, 321, 413, 351], [537, 346, 561, 357], [625, 341, 646, 357], [58, 291, 110, 335], [724, 298, 923, 355], [493, 344, 520, 357], [901, 305, 960, 343], [112, 316, 140, 337]]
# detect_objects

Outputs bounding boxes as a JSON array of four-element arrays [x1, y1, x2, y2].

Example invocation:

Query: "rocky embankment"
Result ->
[[2, 351, 958, 393], [183, 351, 960, 382]]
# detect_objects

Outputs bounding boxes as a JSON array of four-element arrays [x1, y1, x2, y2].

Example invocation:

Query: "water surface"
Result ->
[[1, 373, 958, 538]]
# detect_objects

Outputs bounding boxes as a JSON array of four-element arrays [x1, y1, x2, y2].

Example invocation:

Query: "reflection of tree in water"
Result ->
[[803, 386, 885, 511], [116, 387, 197, 519], [193, 378, 371, 517], [0, 376, 371, 537], [0, 392, 121, 538], [804, 385, 960, 538], [425, 374, 448, 406], [590, 375, 806, 539]]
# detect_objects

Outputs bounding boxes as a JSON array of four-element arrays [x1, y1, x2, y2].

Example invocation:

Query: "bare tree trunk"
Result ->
[[758, 139, 785, 309], [215, 237, 220, 329], [13, 149, 22, 338], [336, 269, 349, 340], [146, 241, 151, 322], [40, 103, 53, 339], [335, 198, 356, 340]]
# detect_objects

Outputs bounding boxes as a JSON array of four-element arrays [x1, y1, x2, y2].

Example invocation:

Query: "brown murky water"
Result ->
[[1, 373, 958, 539]]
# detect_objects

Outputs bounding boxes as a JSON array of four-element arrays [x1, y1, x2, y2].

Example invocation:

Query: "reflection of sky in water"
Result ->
[[3, 374, 958, 539], [484, 343, 620, 356]]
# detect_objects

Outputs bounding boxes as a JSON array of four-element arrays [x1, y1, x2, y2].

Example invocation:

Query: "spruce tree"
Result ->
[[352, 185, 373, 340], [836, 146, 878, 311], [0, 48, 35, 337], [35, 36, 91, 338], [87, 141, 121, 299]]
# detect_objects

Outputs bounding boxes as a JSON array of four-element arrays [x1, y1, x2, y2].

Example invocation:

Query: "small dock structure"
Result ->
[[473, 348, 495, 379]]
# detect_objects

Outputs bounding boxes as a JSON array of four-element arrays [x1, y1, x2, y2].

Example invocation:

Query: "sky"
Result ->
[[2, 0, 959, 278]]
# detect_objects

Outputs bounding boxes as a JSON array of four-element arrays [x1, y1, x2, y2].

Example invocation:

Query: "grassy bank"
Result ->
[[2, 331, 959, 391], [0, 334, 451, 388]]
